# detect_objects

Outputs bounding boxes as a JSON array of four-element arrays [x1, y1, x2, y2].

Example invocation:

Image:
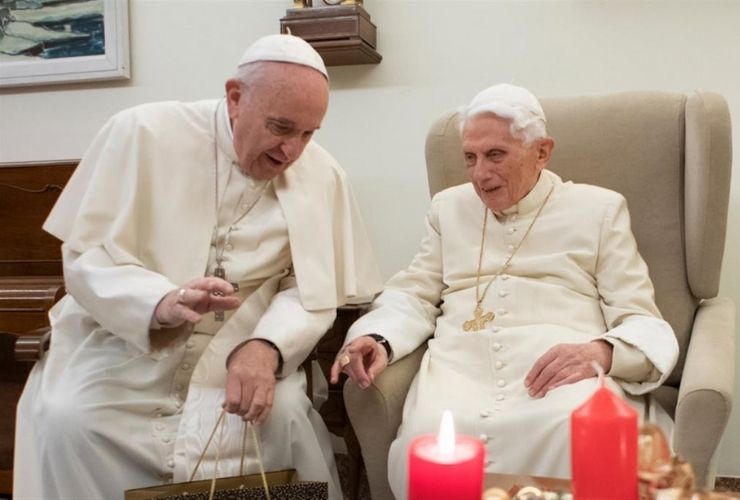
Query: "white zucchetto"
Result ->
[[465, 83, 546, 127], [238, 34, 328, 78]]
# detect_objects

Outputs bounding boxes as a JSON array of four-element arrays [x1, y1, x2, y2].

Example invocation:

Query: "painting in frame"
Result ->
[[0, 0, 129, 88]]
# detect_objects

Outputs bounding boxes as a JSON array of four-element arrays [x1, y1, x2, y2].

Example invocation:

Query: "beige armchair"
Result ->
[[344, 91, 735, 498]]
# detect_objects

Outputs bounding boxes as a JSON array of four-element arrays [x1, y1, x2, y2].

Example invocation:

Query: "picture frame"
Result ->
[[0, 0, 130, 88]]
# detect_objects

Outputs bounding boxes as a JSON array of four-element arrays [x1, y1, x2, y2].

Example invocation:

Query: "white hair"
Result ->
[[458, 83, 548, 145]]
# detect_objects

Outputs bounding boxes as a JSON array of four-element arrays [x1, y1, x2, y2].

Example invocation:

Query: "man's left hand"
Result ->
[[329, 336, 388, 389], [224, 340, 280, 425], [524, 340, 613, 398]]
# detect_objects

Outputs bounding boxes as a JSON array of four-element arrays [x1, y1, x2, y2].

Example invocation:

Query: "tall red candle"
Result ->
[[408, 411, 484, 500], [571, 378, 638, 500]]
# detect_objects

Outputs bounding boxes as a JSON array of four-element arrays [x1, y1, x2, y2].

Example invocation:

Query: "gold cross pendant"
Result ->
[[463, 305, 495, 332]]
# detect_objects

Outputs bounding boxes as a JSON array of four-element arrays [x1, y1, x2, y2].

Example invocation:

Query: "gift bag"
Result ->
[[125, 411, 328, 500]]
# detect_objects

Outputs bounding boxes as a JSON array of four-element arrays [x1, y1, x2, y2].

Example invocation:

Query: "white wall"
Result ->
[[1, 0, 738, 476]]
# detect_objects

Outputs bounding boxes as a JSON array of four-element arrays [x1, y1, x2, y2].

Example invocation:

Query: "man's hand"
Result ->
[[224, 340, 280, 425], [154, 277, 241, 327], [330, 335, 389, 389], [524, 340, 613, 398]]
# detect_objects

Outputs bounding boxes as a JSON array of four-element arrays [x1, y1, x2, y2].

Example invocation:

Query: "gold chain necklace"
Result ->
[[462, 186, 554, 332]]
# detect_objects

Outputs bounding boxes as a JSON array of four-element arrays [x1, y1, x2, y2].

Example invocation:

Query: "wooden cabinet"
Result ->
[[0, 162, 74, 277], [0, 161, 74, 494]]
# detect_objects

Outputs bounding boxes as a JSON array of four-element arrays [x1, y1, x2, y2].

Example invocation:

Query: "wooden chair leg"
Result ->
[[344, 423, 364, 500], [0, 469, 12, 495]]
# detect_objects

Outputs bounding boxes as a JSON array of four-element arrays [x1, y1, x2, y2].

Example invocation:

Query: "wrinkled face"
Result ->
[[462, 113, 553, 212], [225, 63, 329, 180]]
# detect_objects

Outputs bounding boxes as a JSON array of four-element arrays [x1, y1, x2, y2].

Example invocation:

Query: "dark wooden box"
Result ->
[[280, 5, 382, 66]]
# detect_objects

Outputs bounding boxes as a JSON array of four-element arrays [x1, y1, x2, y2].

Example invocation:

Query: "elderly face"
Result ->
[[225, 62, 329, 180], [462, 113, 553, 212]]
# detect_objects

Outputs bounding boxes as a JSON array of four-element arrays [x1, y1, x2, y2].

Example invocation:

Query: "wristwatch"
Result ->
[[366, 333, 393, 361]]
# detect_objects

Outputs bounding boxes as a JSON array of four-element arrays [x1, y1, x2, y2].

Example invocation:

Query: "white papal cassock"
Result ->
[[346, 169, 678, 499], [15, 99, 382, 500]]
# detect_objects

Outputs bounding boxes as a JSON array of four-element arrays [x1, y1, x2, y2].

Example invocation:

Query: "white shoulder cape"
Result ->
[[43, 99, 382, 310]]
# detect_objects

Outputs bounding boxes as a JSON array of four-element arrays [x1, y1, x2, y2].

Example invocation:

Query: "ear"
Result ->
[[535, 137, 555, 168], [224, 79, 242, 120]]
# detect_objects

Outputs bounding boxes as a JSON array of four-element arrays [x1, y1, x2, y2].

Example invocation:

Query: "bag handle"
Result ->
[[189, 409, 271, 500]]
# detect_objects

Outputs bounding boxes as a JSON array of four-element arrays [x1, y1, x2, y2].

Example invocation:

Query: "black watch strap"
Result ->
[[367, 333, 393, 361]]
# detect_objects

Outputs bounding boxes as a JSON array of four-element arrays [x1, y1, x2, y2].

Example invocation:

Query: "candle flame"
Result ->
[[437, 410, 456, 459]]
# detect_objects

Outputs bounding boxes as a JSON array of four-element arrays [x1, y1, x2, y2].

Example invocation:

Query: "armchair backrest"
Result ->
[[425, 91, 732, 387]]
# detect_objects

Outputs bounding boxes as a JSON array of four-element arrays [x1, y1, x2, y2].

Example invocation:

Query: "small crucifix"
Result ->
[[213, 265, 239, 322], [462, 305, 495, 332]]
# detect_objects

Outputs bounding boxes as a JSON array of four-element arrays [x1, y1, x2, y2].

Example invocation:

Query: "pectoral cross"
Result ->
[[213, 265, 239, 322], [462, 305, 494, 332]]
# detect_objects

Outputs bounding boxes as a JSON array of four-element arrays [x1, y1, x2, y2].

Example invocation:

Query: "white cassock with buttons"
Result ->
[[345, 169, 678, 500], [14, 99, 381, 500]]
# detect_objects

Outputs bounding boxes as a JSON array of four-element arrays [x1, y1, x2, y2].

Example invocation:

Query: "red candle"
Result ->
[[571, 378, 638, 500], [408, 411, 485, 500]]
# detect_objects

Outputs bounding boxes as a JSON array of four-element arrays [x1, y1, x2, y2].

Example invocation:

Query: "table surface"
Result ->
[[485, 473, 572, 493]]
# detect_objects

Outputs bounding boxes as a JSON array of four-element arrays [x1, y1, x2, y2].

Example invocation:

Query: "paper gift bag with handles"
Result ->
[[125, 411, 328, 500]]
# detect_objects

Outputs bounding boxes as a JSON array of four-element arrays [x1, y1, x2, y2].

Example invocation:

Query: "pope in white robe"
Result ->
[[333, 84, 679, 499], [14, 35, 381, 500]]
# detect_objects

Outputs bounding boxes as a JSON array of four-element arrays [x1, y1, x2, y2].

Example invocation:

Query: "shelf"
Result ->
[[280, 5, 382, 67]]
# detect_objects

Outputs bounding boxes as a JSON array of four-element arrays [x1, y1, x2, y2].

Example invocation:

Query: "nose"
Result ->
[[469, 158, 489, 184], [280, 136, 305, 163]]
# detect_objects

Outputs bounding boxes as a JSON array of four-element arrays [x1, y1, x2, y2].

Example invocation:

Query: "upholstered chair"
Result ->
[[344, 91, 735, 499]]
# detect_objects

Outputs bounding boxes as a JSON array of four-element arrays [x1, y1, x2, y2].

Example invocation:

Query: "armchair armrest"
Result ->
[[343, 343, 427, 500], [674, 296, 735, 488]]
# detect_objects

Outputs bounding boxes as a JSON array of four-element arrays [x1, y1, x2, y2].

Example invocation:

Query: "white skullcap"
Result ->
[[238, 34, 328, 79], [465, 83, 546, 127]]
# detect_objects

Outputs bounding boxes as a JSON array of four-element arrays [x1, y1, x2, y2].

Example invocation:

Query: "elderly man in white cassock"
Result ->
[[331, 83, 679, 499], [14, 34, 381, 500]]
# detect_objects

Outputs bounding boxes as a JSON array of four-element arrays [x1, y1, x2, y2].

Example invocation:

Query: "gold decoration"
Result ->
[[639, 423, 695, 498], [482, 487, 511, 500], [463, 186, 554, 332], [637, 423, 740, 499], [463, 304, 495, 332], [338, 353, 351, 368]]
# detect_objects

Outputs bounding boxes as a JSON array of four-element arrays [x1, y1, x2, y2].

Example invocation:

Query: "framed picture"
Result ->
[[0, 0, 129, 88]]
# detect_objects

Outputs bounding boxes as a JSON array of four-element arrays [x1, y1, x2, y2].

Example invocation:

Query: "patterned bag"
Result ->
[[125, 412, 328, 500]]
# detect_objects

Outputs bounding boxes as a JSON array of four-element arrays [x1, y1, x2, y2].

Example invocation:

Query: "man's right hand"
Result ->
[[154, 277, 241, 328], [329, 335, 389, 389]]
